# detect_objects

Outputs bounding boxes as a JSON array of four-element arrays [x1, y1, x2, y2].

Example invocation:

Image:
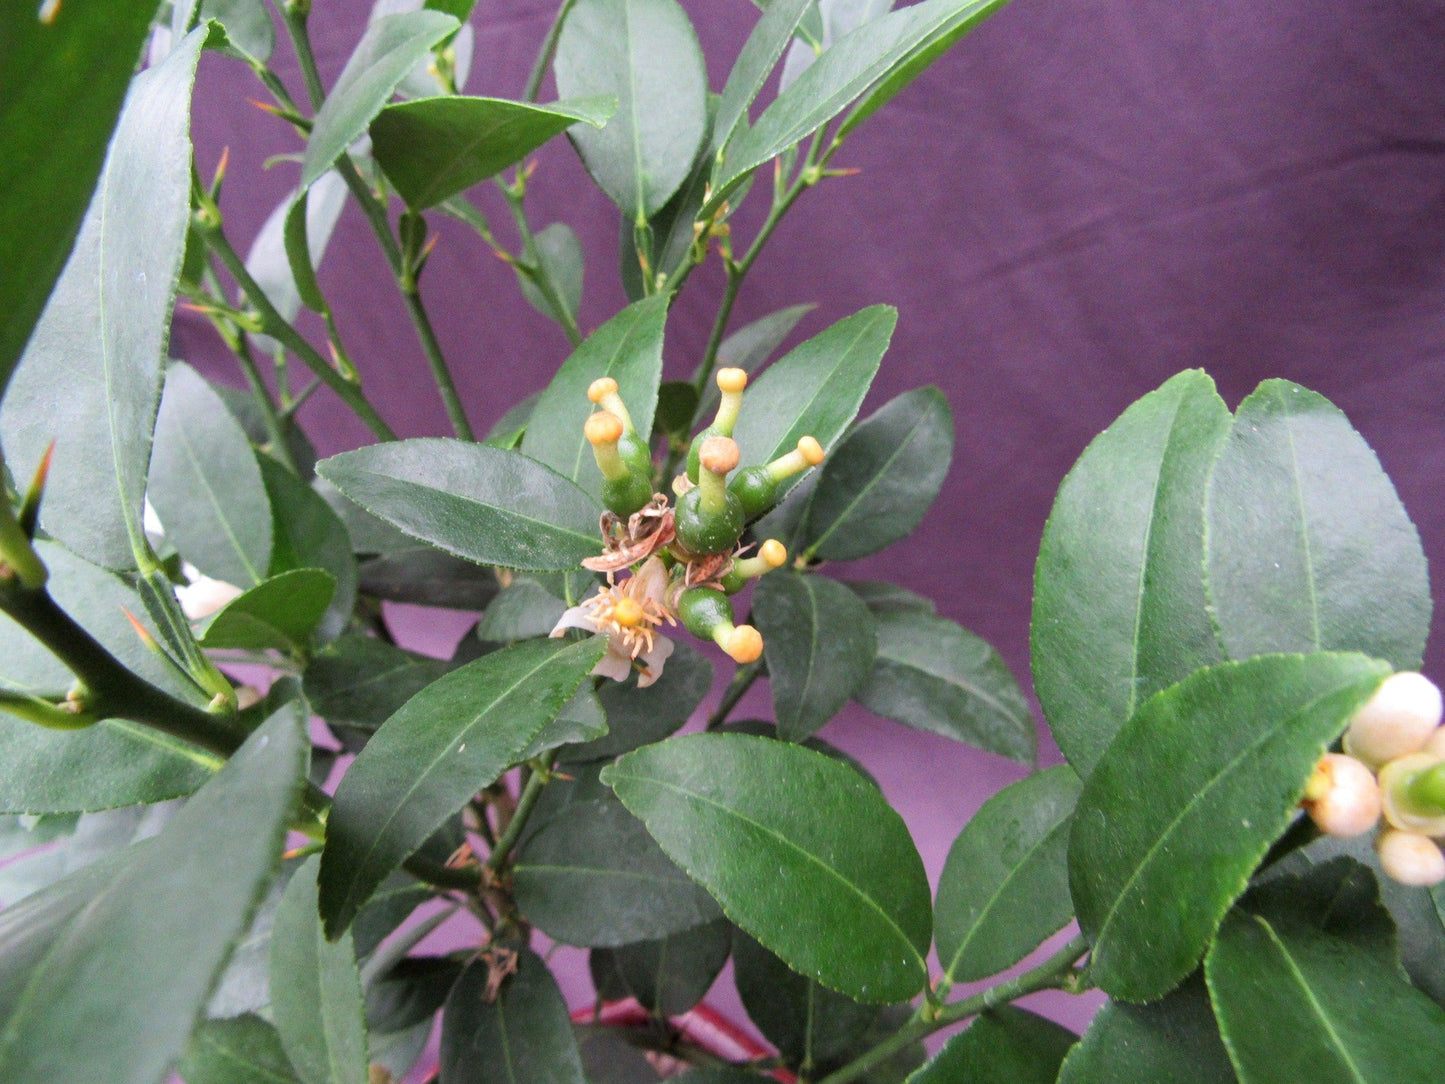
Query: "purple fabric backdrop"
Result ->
[[174, 0, 1445, 1046]]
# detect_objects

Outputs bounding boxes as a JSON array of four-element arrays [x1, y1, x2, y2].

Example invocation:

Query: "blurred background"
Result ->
[[174, 0, 1445, 1038]]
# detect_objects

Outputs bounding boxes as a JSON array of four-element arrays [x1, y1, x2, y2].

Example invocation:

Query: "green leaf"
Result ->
[[731, 305, 894, 472], [602, 732, 931, 1002], [846, 579, 936, 615], [200, 0, 276, 63], [1, 29, 206, 571], [708, 0, 1008, 210], [179, 1014, 302, 1084], [0, 803, 177, 908], [283, 193, 326, 314], [554, 0, 708, 223], [596, 917, 731, 1017], [206, 859, 303, 1020], [317, 439, 603, 572], [713, 0, 817, 153], [779, 0, 894, 94], [562, 639, 712, 761], [935, 766, 1080, 982], [198, 568, 337, 653], [358, 547, 503, 609], [0, 0, 159, 388], [245, 173, 349, 343], [732, 927, 879, 1067], [854, 609, 1034, 762], [753, 571, 876, 742], [1070, 652, 1390, 1001], [575, 1025, 666, 1081], [1206, 860, 1445, 1082], [1032, 369, 1232, 776], [304, 635, 449, 733], [477, 577, 567, 643], [259, 456, 358, 644], [1056, 973, 1235, 1084], [300, 10, 460, 188], [800, 386, 953, 560], [907, 1007, 1076, 1084], [515, 798, 722, 946], [693, 303, 814, 424], [149, 362, 273, 587], [1205, 379, 1431, 671], [440, 948, 587, 1083], [270, 856, 369, 1084], [320, 637, 604, 936], [364, 955, 462, 1081], [517, 224, 584, 327], [0, 704, 306, 1084], [522, 296, 667, 494], [372, 94, 615, 210]]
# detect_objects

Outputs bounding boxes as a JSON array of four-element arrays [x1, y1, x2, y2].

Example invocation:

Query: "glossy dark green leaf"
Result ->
[[1032, 369, 1231, 776], [554, 0, 708, 222], [754, 571, 876, 742], [198, 569, 337, 653], [1206, 859, 1445, 1082], [1070, 652, 1390, 1001], [317, 439, 603, 572], [320, 637, 604, 936], [575, 1025, 665, 1082], [731, 305, 894, 473], [2, 29, 205, 571], [206, 859, 303, 1020], [518, 684, 609, 760], [603, 917, 731, 1017], [476, 579, 566, 642], [179, 1014, 301, 1084], [908, 1007, 1076, 1084], [372, 94, 614, 210], [300, 10, 459, 188], [0, 803, 176, 908], [282, 192, 326, 314], [149, 362, 273, 587], [270, 856, 368, 1084], [733, 927, 879, 1067], [693, 303, 814, 424], [517, 224, 584, 326], [713, 0, 816, 153], [602, 732, 932, 1002], [0, 0, 158, 389], [1056, 973, 1235, 1084], [515, 798, 721, 946], [854, 609, 1034, 763], [1205, 379, 1430, 671], [846, 579, 936, 615], [0, 704, 306, 1084], [935, 766, 1080, 982], [358, 547, 503, 609], [440, 948, 587, 1083], [562, 640, 711, 760], [800, 387, 953, 561], [708, 0, 1007, 209], [522, 296, 667, 494], [259, 456, 358, 644], [304, 635, 448, 734], [778, 0, 893, 94]]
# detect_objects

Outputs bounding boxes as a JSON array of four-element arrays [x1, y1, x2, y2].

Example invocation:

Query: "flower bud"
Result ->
[[1425, 726, 1445, 760], [1379, 752, 1445, 836], [586, 410, 652, 518], [1343, 671, 1443, 770], [1377, 829, 1445, 886], [729, 436, 824, 518], [1300, 753, 1381, 838]]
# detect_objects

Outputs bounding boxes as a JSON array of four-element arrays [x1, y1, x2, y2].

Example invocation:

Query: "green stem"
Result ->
[[816, 936, 1091, 1084], [523, 0, 581, 103], [707, 659, 761, 730], [203, 222, 398, 441], [486, 759, 555, 872], [402, 281, 475, 440], [0, 582, 247, 758]]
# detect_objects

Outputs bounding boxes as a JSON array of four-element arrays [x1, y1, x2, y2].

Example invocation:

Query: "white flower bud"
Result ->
[[1379, 752, 1445, 836], [1425, 725, 1445, 760], [1343, 672, 1443, 771], [1300, 754, 1381, 838], [1377, 829, 1445, 887]]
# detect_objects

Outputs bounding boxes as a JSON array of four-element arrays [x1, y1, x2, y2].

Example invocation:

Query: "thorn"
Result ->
[[822, 166, 862, 178], [421, 233, 439, 261], [210, 146, 231, 198], [18, 440, 55, 537], [522, 159, 539, 181], [249, 98, 285, 116], [121, 608, 160, 651]]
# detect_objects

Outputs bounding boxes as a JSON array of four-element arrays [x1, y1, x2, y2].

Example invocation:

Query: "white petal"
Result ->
[[591, 647, 634, 684], [175, 575, 244, 621], [550, 605, 599, 638], [635, 635, 675, 688]]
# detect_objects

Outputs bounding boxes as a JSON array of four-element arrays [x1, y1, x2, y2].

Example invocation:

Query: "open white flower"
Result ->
[[174, 562, 244, 621], [550, 557, 676, 687]]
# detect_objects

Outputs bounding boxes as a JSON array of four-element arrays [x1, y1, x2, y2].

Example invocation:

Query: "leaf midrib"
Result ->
[[874, 633, 1020, 722]]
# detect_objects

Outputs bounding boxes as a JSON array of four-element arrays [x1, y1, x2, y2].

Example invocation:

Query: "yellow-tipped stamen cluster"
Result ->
[[582, 576, 671, 659], [1302, 672, 1445, 886]]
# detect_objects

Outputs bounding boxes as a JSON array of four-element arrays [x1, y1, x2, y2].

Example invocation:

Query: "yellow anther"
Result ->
[[723, 625, 764, 664], [612, 597, 644, 627], [699, 436, 740, 475], [588, 377, 619, 404], [716, 368, 748, 394], [585, 411, 624, 446]]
